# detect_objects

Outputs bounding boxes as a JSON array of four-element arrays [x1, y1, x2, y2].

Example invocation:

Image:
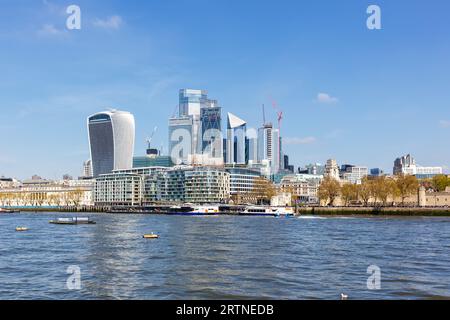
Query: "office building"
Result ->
[[393, 154, 442, 178], [225, 166, 261, 196], [169, 89, 222, 165], [87, 110, 135, 177], [257, 123, 281, 174], [341, 166, 369, 184], [370, 168, 384, 176], [133, 155, 173, 168], [200, 101, 223, 164], [280, 174, 323, 204], [82, 159, 92, 178], [226, 113, 247, 165]]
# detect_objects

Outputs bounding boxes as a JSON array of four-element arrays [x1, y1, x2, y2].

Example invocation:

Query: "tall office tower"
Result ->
[[170, 89, 221, 165], [178, 89, 206, 157], [82, 159, 93, 178], [271, 128, 281, 174], [88, 110, 135, 177], [200, 100, 223, 162], [246, 128, 258, 163], [257, 123, 281, 174], [168, 116, 193, 165], [226, 113, 247, 164], [257, 123, 273, 163]]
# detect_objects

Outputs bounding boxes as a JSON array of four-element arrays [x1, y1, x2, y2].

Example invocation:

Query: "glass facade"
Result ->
[[88, 114, 114, 177], [88, 110, 135, 178]]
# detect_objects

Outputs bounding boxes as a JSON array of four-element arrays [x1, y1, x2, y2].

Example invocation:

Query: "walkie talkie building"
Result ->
[[87, 110, 135, 177]]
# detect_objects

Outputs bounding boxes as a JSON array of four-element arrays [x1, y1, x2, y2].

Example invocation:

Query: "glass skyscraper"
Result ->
[[87, 110, 135, 177], [226, 112, 247, 165], [169, 89, 222, 165]]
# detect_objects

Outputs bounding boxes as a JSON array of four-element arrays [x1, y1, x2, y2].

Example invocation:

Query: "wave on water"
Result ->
[[297, 216, 326, 219]]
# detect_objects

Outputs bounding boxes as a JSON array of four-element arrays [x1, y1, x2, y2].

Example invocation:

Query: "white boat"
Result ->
[[188, 205, 220, 215], [241, 206, 294, 217]]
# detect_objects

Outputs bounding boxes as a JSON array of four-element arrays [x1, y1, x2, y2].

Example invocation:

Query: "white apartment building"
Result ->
[[93, 173, 143, 207], [184, 168, 230, 203]]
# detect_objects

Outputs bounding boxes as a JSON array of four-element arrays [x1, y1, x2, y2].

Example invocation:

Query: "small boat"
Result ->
[[49, 217, 96, 225], [15, 227, 28, 232], [143, 233, 159, 239], [0, 208, 20, 214]]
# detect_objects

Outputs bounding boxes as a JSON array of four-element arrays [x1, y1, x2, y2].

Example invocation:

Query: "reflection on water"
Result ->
[[0, 213, 449, 299]]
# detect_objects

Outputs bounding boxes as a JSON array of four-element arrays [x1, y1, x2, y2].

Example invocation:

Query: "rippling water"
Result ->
[[0, 213, 449, 300]]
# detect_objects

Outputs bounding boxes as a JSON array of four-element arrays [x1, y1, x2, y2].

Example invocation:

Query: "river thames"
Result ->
[[0, 213, 449, 300]]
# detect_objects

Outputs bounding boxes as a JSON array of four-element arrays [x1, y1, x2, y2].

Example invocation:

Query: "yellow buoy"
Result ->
[[143, 233, 159, 239], [15, 227, 28, 232]]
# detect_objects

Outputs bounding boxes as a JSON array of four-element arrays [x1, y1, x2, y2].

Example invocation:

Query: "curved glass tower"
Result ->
[[88, 110, 135, 177]]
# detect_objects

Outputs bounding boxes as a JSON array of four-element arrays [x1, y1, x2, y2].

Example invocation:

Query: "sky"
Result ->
[[0, 0, 449, 180]]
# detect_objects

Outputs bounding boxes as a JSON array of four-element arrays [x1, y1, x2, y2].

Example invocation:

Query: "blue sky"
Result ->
[[0, 0, 449, 179]]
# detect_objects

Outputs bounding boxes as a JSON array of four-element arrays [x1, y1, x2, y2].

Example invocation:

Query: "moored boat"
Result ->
[[0, 208, 20, 213], [49, 217, 96, 225], [240, 206, 294, 217], [166, 204, 220, 215]]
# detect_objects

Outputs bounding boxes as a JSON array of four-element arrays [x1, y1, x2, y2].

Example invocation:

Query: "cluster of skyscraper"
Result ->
[[168, 89, 284, 174], [86, 89, 287, 180]]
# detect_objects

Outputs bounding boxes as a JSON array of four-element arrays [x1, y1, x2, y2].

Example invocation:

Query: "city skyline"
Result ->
[[1, 0, 450, 179]]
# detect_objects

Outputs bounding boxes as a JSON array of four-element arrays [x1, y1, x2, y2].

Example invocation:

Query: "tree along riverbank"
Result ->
[[7, 206, 450, 217], [298, 207, 450, 217]]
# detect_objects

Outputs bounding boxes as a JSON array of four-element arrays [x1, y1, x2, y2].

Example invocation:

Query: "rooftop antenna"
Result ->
[[262, 104, 266, 126]]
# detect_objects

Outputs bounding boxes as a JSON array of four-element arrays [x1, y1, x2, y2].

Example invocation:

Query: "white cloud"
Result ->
[[439, 120, 450, 128], [284, 136, 317, 145], [37, 24, 65, 36], [93, 16, 123, 30], [316, 92, 338, 104]]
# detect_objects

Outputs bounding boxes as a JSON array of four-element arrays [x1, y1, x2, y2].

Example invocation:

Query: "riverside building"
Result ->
[[279, 174, 323, 204], [225, 166, 261, 197], [0, 179, 93, 208], [93, 173, 143, 207], [184, 167, 230, 203]]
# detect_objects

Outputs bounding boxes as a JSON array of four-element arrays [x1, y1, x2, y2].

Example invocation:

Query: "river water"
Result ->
[[0, 213, 449, 300]]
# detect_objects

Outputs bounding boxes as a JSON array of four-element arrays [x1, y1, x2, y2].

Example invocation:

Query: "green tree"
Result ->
[[432, 175, 450, 192], [357, 177, 372, 206], [318, 177, 341, 206], [341, 183, 358, 206], [396, 174, 419, 205]]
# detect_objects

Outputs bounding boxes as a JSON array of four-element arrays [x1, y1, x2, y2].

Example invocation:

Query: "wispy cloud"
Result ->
[[325, 129, 343, 139], [37, 24, 66, 37], [284, 136, 317, 145], [316, 92, 338, 104], [439, 120, 450, 128], [0, 155, 15, 165], [93, 16, 123, 30]]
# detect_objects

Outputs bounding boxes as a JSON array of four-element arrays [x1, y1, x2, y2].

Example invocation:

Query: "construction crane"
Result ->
[[269, 96, 283, 131], [145, 126, 158, 150], [171, 105, 179, 118]]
